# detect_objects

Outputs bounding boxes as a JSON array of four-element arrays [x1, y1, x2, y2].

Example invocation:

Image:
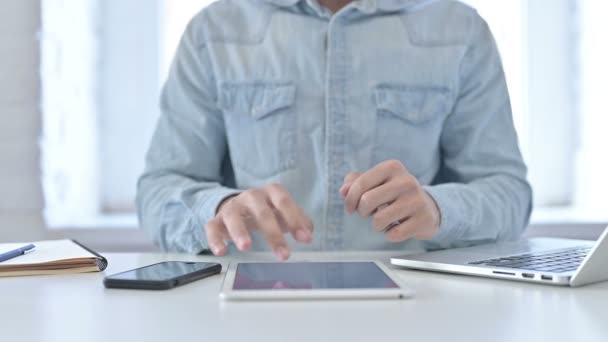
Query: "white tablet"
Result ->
[[219, 261, 413, 301]]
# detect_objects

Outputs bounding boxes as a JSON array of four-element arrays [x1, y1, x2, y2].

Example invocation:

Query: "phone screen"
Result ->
[[108, 261, 219, 282]]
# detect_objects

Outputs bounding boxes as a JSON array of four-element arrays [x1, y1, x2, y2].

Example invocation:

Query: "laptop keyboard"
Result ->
[[467, 246, 592, 273]]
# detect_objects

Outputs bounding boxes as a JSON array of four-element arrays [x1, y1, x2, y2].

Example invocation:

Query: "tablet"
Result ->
[[220, 261, 413, 301]]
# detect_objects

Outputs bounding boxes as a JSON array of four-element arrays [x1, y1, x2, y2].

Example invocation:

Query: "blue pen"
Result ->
[[0, 244, 36, 263]]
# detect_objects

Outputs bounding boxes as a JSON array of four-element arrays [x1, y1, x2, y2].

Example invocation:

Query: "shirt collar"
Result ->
[[263, 0, 433, 13]]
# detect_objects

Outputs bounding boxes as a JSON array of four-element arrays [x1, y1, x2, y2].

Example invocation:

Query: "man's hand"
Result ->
[[340, 160, 441, 242], [205, 184, 313, 261]]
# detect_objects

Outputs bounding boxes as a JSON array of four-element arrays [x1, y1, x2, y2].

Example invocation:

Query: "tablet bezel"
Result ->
[[219, 260, 414, 301]]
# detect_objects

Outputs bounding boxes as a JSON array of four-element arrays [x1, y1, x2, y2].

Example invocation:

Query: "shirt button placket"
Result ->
[[324, 16, 349, 250]]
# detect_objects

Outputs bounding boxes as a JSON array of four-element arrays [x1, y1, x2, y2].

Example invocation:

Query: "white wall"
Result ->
[[526, 0, 578, 206], [0, 0, 155, 251], [0, 0, 47, 242], [99, 0, 161, 212]]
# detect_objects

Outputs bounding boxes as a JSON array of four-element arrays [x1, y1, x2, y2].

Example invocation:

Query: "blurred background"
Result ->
[[1, 0, 606, 252]]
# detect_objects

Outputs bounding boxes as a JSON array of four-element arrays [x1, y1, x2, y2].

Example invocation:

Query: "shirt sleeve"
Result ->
[[424, 16, 533, 249], [136, 16, 240, 254]]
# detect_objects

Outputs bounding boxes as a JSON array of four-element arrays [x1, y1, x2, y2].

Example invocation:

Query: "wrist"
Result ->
[[424, 190, 442, 231], [216, 194, 238, 216]]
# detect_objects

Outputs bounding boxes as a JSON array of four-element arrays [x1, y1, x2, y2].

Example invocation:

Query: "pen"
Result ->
[[0, 244, 36, 263]]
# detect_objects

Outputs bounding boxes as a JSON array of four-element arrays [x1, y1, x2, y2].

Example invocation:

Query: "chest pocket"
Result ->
[[372, 84, 451, 175], [219, 82, 297, 178]]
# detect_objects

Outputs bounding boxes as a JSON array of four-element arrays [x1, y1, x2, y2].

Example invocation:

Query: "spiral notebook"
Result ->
[[0, 239, 108, 277]]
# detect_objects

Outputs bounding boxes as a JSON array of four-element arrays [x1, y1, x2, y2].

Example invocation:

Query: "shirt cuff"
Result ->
[[424, 184, 467, 246], [194, 187, 241, 227], [186, 187, 240, 254]]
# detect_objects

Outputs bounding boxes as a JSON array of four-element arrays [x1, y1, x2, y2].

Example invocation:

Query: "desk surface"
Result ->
[[1, 251, 607, 342]]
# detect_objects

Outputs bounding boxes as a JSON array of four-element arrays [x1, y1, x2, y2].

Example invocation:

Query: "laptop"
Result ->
[[391, 226, 608, 287]]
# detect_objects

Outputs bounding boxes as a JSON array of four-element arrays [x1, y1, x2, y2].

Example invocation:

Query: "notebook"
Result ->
[[0, 240, 108, 277]]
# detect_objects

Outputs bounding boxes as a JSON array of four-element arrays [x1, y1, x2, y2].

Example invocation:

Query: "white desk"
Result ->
[[1, 252, 607, 342]]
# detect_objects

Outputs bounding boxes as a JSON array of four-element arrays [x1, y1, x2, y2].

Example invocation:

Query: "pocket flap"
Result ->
[[374, 85, 451, 124], [219, 82, 296, 120]]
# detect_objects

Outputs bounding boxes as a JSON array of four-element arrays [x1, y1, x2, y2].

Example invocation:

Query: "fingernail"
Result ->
[[274, 246, 290, 261], [211, 245, 222, 255], [296, 229, 311, 243], [237, 238, 251, 251], [339, 184, 348, 196]]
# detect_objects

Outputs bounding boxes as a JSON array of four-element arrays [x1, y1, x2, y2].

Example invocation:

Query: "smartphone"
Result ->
[[103, 261, 222, 290]]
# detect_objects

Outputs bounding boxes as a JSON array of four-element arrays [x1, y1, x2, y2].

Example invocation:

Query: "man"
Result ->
[[137, 0, 532, 261]]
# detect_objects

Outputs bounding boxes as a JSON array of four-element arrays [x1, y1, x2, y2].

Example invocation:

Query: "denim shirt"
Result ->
[[137, 0, 533, 254]]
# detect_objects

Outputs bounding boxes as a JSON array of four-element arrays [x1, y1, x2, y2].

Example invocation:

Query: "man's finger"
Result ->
[[357, 181, 404, 217], [344, 164, 392, 214], [273, 203, 312, 243], [340, 172, 362, 196], [269, 191, 313, 243], [249, 201, 290, 261], [372, 199, 413, 232], [222, 210, 253, 251], [384, 216, 423, 243], [205, 218, 228, 256]]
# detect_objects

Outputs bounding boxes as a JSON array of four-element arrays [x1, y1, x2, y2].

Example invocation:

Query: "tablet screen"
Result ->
[[233, 262, 399, 290]]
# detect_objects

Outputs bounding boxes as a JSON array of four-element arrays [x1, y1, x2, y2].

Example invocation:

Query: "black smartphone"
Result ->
[[103, 261, 222, 290]]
